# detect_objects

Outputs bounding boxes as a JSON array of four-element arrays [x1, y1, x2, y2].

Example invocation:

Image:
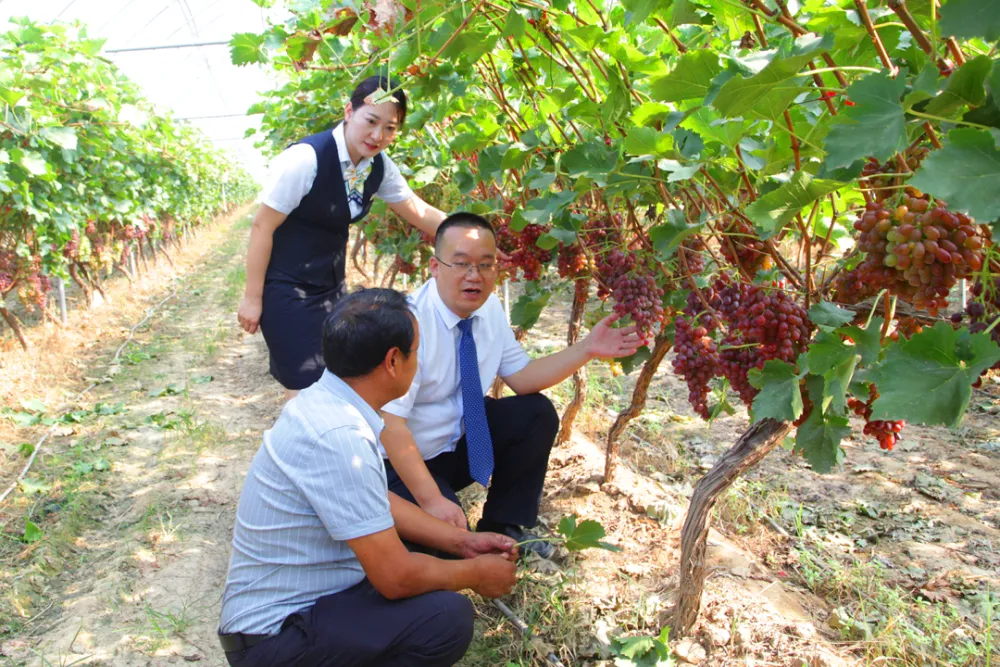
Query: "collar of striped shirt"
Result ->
[[318, 370, 385, 436]]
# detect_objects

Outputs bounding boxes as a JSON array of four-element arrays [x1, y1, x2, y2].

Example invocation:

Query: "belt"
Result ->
[[218, 613, 307, 654], [218, 631, 272, 653]]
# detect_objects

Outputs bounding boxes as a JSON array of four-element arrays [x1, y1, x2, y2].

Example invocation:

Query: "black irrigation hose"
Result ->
[[490, 599, 566, 667]]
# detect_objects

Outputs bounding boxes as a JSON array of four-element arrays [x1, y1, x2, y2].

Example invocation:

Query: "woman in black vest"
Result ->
[[237, 76, 445, 397]]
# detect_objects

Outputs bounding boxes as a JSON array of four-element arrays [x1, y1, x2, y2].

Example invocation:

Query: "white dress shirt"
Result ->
[[260, 123, 415, 217], [382, 279, 532, 461]]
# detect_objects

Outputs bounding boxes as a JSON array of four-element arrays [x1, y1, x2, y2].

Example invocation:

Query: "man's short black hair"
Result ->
[[322, 288, 415, 379], [434, 212, 497, 255]]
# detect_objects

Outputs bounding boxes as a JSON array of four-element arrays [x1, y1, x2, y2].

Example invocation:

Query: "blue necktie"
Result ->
[[457, 319, 494, 487]]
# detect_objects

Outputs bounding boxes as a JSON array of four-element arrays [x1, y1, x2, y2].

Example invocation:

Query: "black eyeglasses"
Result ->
[[435, 256, 498, 277]]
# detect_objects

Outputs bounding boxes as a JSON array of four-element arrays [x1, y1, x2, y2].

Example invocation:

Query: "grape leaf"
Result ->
[[510, 290, 552, 331], [502, 10, 526, 39], [229, 32, 268, 66], [561, 140, 620, 183], [939, 0, 1000, 42], [649, 209, 700, 257], [745, 171, 844, 238], [808, 301, 855, 330], [18, 152, 48, 176], [808, 333, 859, 414], [19, 398, 46, 414], [670, 0, 703, 25], [838, 317, 884, 367], [621, 0, 659, 26], [39, 126, 78, 151], [614, 636, 657, 659], [909, 128, 1000, 222], [713, 34, 832, 119], [794, 377, 849, 473], [924, 56, 992, 117], [621, 345, 653, 375], [557, 515, 620, 552], [22, 520, 43, 544], [511, 191, 576, 230], [624, 127, 673, 158], [18, 476, 51, 495], [870, 322, 1000, 427], [748, 360, 803, 423], [648, 50, 723, 103], [822, 72, 908, 171]]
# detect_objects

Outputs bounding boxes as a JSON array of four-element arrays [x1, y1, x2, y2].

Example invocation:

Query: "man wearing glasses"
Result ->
[[379, 212, 642, 558]]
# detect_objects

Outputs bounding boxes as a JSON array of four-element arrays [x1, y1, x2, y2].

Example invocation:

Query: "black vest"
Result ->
[[267, 129, 385, 288]]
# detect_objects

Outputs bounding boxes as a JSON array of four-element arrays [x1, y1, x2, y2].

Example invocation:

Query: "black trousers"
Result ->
[[223, 580, 473, 667], [386, 393, 559, 528]]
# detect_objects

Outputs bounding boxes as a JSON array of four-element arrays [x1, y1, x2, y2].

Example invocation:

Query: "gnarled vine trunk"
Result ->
[[351, 231, 369, 281], [555, 281, 588, 447], [603, 332, 672, 483], [69, 263, 92, 307], [0, 306, 29, 350], [673, 418, 791, 636]]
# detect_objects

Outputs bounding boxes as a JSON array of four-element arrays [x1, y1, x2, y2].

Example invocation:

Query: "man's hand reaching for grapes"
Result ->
[[583, 314, 643, 359]]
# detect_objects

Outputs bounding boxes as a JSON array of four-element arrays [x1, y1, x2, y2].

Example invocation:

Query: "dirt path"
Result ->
[[1, 212, 284, 666]]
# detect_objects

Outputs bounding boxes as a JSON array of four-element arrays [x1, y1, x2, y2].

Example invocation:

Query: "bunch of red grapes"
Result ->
[[63, 230, 80, 259], [672, 278, 810, 418], [718, 216, 770, 276], [494, 217, 552, 282], [835, 193, 986, 316], [392, 256, 417, 275], [951, 277, 1000, 388], [557, 241, 590, 280], [13, 256, 49, 311], [860, 147, 930, 201], [0, 250, 14, 294], [672, 314, 720, 419], [588, 239, 666, 344], [847, 384, 905, 450]]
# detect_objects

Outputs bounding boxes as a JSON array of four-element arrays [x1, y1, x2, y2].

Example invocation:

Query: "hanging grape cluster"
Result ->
[[718, 216, 771, 276], [392, 256, 417, 275], [951, 277, 1000, 388], [672, 278, 810, 419], [494, 216, 552, 282], [835, 192, 987, 316], [847, 384, 905, 451]]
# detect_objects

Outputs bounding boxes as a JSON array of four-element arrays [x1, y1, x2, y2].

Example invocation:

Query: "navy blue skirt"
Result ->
[[259, 279, 345, 390]]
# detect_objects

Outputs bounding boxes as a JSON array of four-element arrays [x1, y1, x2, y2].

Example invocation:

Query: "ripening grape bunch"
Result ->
[[593, 247, 635, 299], [63, 230, 80, 259], [493, 218, 552, 282], [671, 278, 810, 418], [557, 242, 590, 280], [609, 270, 664, 344], [392, 256, 417, 276], [509, 223, 552, 281], [672, 316, 720, 419], [718, 280, 809, 405], [835, 193, 987, 316], [718, 216, 771, 276], [847, 384, 905, 451], [860, 147, 931, 202], [17, 269, 50, 311], [679, 237, 707, 276], [951, 277, 1000, 387]]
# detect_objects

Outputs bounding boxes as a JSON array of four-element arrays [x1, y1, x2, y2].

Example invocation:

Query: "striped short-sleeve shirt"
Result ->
[[219, 371, 393, 636]]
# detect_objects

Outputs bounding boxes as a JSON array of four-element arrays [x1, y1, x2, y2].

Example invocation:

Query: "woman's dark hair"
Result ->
[[322, 288, 415, 379], [434, 212, 497, 255], [350, 75, 408, 126]]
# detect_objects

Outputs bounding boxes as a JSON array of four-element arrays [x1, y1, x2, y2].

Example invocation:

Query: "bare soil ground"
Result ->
[[0, 216, 996, 666]]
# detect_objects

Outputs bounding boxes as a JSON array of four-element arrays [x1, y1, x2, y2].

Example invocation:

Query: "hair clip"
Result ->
[[363, 86, 399, 107]]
